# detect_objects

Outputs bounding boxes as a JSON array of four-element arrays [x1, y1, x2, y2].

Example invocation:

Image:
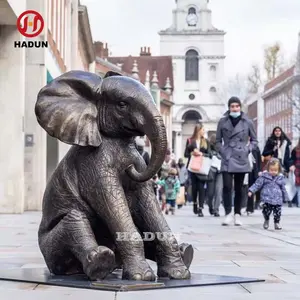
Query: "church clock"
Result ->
[[186, 7, 198, 26]]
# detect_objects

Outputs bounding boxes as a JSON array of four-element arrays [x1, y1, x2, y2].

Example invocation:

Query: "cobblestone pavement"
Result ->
[[1, 205, 300, 299]]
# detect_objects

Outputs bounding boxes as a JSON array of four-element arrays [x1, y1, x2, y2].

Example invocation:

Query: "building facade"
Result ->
[[262, 33, 300, 148], [159, 0, 226, 157], [0, 0, 95, 213]]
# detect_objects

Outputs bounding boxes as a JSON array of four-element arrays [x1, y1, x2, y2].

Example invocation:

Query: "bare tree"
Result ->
[[217, 73, 251, 110], [247, 64, 262, 93], [263, 42, 285, 81], [283, 81, 300, 140]]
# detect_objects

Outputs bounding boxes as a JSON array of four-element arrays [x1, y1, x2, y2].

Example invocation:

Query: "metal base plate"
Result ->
[[0, 268, 264, 292]]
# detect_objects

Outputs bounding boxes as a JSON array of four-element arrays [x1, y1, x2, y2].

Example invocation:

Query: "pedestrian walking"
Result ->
[[184, 124, 212, 217], [177, 158, 188, 209], [262, 126, 292, 206], [248, 158, 289, 230], [289, 138, 300, 207], [157, 168, 180, 215], [246, 145, 262, 214], [207, 134, 222, 217], [216, 96, 258, 226], [135, 137, 150, 166]]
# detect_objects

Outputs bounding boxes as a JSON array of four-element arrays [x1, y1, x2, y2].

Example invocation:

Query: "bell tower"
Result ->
[[159, 0, 226, 158], [171, 0, 213, 31]]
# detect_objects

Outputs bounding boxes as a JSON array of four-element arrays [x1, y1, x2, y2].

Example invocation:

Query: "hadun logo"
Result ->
[[15, 10, 48, 48]]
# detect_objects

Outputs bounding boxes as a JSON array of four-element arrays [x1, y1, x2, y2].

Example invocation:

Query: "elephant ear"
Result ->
[[35, 70, 102, 147]]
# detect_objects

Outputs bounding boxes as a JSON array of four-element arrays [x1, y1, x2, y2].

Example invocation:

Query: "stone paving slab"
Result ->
[[1, 207, 300, 299]]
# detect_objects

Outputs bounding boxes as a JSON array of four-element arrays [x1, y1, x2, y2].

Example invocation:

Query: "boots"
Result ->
[[274, 222, 282, 230], [193, 203, 198, 215], [263, 219, 269, 230], [198, 209, 204, 217]]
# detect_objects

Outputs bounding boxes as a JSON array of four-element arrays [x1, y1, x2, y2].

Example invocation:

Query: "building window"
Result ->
[[209, 87, 216, 92], [189, 93, 195, 100], [185, 49, 199, 81], [210, 65, 217, 80], [188, 7, 196, 14]]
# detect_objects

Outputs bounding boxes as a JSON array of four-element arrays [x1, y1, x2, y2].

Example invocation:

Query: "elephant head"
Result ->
[[35, 70, 167, 182]]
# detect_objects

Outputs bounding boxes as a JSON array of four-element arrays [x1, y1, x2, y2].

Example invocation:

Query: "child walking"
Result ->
[[248, 158, 288, 230], [157, 168, 180, 215]]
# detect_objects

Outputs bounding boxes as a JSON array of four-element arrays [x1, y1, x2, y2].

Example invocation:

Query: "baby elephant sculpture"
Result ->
[[35, 70, 193, 281]]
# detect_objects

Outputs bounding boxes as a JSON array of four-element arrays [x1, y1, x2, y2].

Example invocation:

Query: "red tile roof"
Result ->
[[106, 56, 173, 91], [264, 66, 295, 91]]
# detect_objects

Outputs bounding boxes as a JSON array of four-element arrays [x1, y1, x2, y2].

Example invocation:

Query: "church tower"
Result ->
[[159, 0, 226, 158]]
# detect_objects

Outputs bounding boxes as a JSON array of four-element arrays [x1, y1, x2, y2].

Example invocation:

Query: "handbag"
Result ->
[[176, 186, 185, 205], [196, 168, 214, 182], [188, 155, 212, 175], [211, 155, 221, 171], [285, 171, 297, 201]]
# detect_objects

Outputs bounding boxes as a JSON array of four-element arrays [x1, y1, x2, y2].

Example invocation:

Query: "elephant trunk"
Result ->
[[126, 115, 167, 182]]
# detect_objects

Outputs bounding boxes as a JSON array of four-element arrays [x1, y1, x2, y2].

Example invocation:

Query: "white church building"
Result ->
[[159, 0, 226, 158]]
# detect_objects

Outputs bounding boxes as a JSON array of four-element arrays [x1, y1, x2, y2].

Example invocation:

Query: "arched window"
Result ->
[[188, 7, 196, 15], [185, 49, 199, 81], [209, 87, 216, 92], [210, 65, 217, 80]]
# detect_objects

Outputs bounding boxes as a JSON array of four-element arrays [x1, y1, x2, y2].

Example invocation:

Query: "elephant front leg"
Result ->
[[135, 182, 191, 279], [88, 176, 155, 281], [39, 209, 115, 280]]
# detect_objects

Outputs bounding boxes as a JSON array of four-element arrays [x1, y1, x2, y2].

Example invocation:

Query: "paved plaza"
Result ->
[[1, 206, 300, 299]]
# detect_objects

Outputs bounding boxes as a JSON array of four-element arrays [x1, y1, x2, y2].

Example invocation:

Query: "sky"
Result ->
[[81, 0, 300, 80]]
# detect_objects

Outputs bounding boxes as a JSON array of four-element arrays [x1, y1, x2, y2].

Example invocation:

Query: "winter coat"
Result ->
[[290, 147, 300, 186], [249, 171, 289, 205], [157, 176, 180, 200], [216, 111, 258, 173], [250, 146, 262, 179], [178, 165, 188, 185], [262, 137, 291, 172]]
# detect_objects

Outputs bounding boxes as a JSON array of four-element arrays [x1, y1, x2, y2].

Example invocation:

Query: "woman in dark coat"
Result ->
[[246, 145, 262, 214], [262, 126, 291, 173], [184, 123, 212, 217]]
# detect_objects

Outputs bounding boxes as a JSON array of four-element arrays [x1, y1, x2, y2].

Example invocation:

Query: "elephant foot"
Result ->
[[122, 259, 156, 281], [157, 263, 191, 279], [179, 243, 194, 269], [83, 246, 115, 280], [156, 243, 191, 279]]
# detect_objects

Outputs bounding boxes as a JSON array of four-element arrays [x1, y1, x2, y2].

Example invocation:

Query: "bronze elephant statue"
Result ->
[[35, 70, 193, 281]]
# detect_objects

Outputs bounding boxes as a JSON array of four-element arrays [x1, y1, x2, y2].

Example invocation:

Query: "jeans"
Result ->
[[190, 173, 206, 209], [222, 172, 245, 215], [207, 170, 223, 212]]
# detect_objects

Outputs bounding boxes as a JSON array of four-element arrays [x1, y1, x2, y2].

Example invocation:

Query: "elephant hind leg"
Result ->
[[144, 242, 194, 269], [39, 209, 115, 280]]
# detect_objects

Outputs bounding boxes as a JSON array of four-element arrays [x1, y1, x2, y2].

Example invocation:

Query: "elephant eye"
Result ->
[[118, 101, 128, 109]]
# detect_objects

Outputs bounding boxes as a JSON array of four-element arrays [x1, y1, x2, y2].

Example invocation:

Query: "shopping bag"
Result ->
[[285, 171, 297, 201], [211, 155, 221, 171], [176, 186, 185, 205], [188, 155, 212, 175], [188, 155, 203, 173]]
